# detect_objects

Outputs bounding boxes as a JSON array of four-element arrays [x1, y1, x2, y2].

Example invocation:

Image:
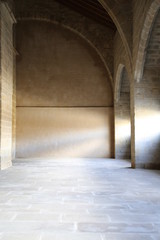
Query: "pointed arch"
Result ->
[[98, 0, 132, 72], [134, 0, 160, 82], [114, 64, 125, 103]]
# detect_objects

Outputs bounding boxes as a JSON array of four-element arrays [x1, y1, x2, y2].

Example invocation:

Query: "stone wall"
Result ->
[[114, 32, 132, 83], [133, 0, 156, 74], [0, 2, 15, 169], [0, 0, 159, 168], [114, 68, 131, 160], [134, 10, 160, 169], [113, 0, 160, 168], [12, 42, 16, 159], [98, 0, 132, 64], [113, 32, 131, 161]]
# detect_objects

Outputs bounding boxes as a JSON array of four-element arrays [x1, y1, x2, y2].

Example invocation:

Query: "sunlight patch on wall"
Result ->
[[135, 110, 160, 142], [116, 119, 131, 141]]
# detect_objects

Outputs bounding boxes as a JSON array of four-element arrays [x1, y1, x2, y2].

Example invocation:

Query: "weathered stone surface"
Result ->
[[0, 2, 16, 169], [15, 0, 114, 78], [0, 158, 160, 239], [114, 67, 131, 160], [134, 10, 160, 169]]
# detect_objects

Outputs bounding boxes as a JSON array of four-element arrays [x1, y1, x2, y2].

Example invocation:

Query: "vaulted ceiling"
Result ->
[[55, 0, 116, 30]]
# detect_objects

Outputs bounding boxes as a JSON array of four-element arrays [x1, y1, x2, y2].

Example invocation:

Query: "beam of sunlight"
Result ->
[[16, 107, 113, 158], [135, 110, 160, 142], [17, 127, 111, 158], [115, 119, 131, 141]]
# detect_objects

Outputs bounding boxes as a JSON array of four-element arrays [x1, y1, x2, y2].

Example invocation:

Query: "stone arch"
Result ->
[[98, 0, 132, 71], [134, 0, 160, 82], [16, 18, 114, 93], [15, 16, 114, 90], [114, 63, 125, 103], [114, 64, 131, 161]]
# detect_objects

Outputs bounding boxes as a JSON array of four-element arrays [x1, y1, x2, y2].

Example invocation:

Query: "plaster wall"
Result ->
[[16, 107, 113, 158], [16, 21, 114, 158]]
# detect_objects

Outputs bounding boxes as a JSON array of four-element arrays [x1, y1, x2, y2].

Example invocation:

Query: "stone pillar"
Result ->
[[133, 10, 160, 169], [12, 47, 16, 159], [130, 79, 136, 168], [0, 1, 16, 169]]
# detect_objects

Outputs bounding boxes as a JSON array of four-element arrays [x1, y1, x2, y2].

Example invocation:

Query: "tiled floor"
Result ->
[[0, 158, 160, 240]]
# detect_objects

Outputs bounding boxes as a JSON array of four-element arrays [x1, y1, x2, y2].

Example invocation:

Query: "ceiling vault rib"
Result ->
[[55, 0, 116, 30]]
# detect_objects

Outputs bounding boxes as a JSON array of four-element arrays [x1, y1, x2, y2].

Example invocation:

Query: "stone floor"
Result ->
[[0, 158, 160, 240]]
